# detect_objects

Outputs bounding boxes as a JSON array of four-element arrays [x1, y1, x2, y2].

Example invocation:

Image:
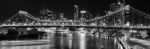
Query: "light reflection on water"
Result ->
[[0, 32, 118, 49], [0, 44, 54, 49]]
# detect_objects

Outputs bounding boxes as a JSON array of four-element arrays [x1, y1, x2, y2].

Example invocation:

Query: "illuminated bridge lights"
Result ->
[[1, 3, 150, 30]]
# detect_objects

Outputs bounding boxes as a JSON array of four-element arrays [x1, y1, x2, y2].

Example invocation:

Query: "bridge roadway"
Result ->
[[0, 25, 150, 30]]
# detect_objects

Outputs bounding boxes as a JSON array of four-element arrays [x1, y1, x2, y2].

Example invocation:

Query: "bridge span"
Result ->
[[1, 25, 150, 30], [1, 2, 150, 30]]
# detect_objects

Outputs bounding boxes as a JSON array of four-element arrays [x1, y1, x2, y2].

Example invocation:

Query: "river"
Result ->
[[0, 31, 120, 49]]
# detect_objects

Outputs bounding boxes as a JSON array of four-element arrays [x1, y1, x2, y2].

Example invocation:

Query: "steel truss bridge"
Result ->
[[1, 3, 150, 29]]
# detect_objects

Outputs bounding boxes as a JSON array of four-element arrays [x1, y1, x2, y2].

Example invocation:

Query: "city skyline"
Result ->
[[0, 0, 150, 49], [0, 0, 150, 22]]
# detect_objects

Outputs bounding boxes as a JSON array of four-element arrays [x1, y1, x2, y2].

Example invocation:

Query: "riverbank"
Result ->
[[128, 38, 150, 49]]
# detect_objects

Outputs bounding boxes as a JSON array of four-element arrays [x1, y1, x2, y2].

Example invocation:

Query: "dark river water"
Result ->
[[0, 32, 119, 49]]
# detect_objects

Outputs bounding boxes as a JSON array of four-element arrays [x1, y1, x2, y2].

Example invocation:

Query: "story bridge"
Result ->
[[1, 2, 150, 30]]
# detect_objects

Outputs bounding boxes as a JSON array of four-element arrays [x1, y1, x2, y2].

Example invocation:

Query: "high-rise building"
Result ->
[[74, 5, 79, 20]]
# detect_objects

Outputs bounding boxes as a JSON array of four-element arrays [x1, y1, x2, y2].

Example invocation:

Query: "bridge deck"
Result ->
[[0, 25, 150, 29]]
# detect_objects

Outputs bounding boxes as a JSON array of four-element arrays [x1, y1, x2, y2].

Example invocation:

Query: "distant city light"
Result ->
[[126, 22, 130, 26], [80, 10, 87, 13], [125, 5, 130, 10]]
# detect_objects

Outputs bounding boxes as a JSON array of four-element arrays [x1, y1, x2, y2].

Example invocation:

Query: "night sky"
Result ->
[[0, 0, 150, 22]]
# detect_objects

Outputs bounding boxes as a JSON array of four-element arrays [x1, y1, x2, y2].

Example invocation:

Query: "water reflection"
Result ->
[[0, 32, 118, 49]]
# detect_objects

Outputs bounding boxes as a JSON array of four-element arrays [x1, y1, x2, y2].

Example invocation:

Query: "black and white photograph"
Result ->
[[0, 0, 150, 49]]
